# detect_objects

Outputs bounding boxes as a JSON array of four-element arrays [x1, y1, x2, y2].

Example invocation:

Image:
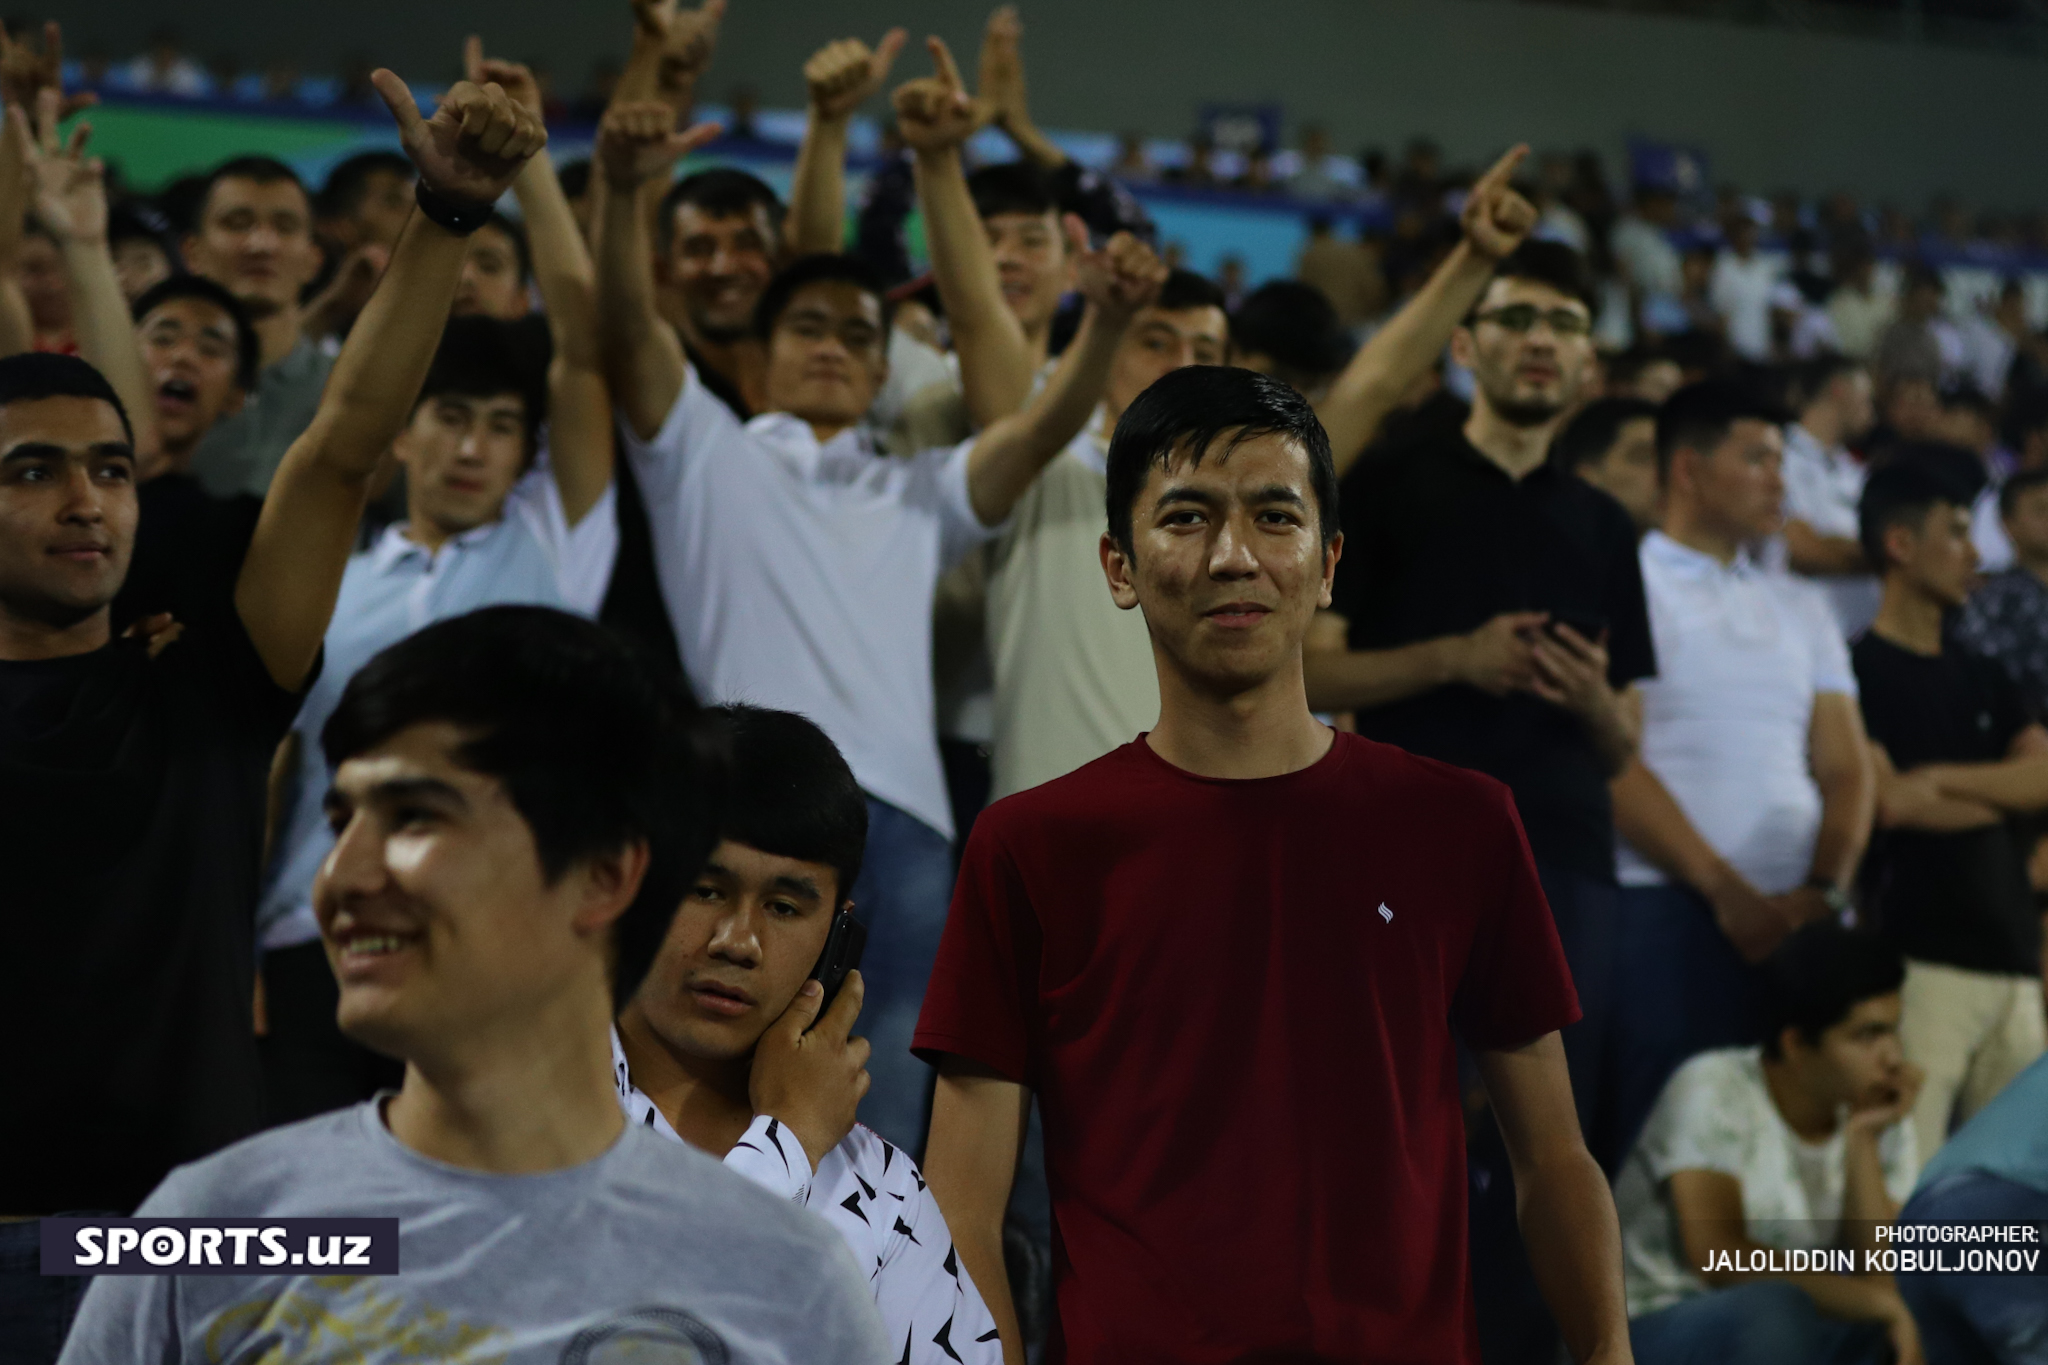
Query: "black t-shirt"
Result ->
[[0, 612, 308, 1214], [1333, 431, 1657, 881], [1852, 632, 2042, 976], [113, 472, 263, 632]]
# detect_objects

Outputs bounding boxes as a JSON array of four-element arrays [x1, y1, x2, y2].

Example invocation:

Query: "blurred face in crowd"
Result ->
[[1779, 993, 1907, 1115], [0, 396, 137, 634], [1104, 429, 1339, 697], [623, 839, 842, 1064], [1104, 303, 1229, 425], [1615, 359, 1683, 406], [2001, 482, 2048, 566], [664, 202, 779, 343], [1940, 403, 1997, 456], [985, 208, 1073, 336], [1882, 378, 1942, 442], [1816, 368, 1875, 444], [348, 166, 417, 250], [111, 237, 174, 305], [137, 296, 248, 463], [316, 721, 633, 1061], [1453, 276, 1593, 428], [395, 390, 530, 540], [1885, 501, 1977, 608], [1574, 415, 1659, 533], [762, 281, 888, 433], [184, 176, 323, 320], [17, 234, 71, 333], [452, 223, 528, 321], [1670, 418, 1784, 544]]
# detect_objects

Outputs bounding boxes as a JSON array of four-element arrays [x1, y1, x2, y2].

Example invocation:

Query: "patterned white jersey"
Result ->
[[612, 1030, 1002, 1364]]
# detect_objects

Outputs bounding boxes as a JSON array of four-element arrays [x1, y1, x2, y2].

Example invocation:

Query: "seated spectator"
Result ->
[[1895, 1052, 2048, 1364], [115, 27, 208, 97], [615, 705, 1001, 1363], [1958, 468, 2048, 721], [1874, 263, 1963, 391], [57, 610, 891, 1364], [0, 70, 548, 1354], [1286, 124, 1351, 203], [1552, 395, 1660, 533], [1612, 184, 1684, 318], [593, 82, 1165, 1152], [1827, 243, 1893, 362], [1615, 923, 1921, 1365], [1604, 345, 1685, 405], [1779, 356, 1881, 638], [1709, 214, 1781, 363], [1856, 460, 2048, 1162], [180, 156, 332, 497], [1609, 381, 1875, 1169]]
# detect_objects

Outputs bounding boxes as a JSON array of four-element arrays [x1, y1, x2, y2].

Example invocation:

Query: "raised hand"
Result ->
[[24, 87, 106, 246], [977, 6, 1026, 129], [371, 70, 547, 207], [0, 103, 31, 264], [596, 99, 721, 191], [891, 36, 988, 155], [804, 30, 907, 123], [631, 0, 726, 108], [0, 22, 93, 124], [1845, 1060, 1924, 1139], [748, 971, 872, 1173], [1074, 224, 1168, 326], [462, 36, 544, 119], [1461, 144, 1538, 262]]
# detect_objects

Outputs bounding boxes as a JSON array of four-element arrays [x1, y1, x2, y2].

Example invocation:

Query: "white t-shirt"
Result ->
[[612, 1031, 1001, 1364], [622, 370, 1000, 839], [1614, 1047, 1917, 1317], [1618, 533, 1857, 895], [1709, 251, 1784, 362], [1777, 422, 1882, 639]]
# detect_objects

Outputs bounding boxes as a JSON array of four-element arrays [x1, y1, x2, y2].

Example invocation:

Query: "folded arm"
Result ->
[[1870, 741, 2005, 831], [1915, 723, 2048, 814], [1783, 519, 1868, 576]]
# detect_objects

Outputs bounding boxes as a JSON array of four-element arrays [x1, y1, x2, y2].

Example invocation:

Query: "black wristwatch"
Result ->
[[413, 179, 496, 236], [1803, 875, 1852, 917]]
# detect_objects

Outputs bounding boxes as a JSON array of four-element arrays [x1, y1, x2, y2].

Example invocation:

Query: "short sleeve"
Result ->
[[166, 607, 316, 747], [502, 451, 620, 618], [1778, 446, 1827, 527], [912, 815, 1039, 1084], [915, 439, 1006, 574], [1450, 782, 1582, 1051], [617, 363, 746, 504], [1603, 500, 1658, 687], [1792, 579, 1857, 696], [1982, 654, 2035, 745], [1636, 1054, 1755, 1183]]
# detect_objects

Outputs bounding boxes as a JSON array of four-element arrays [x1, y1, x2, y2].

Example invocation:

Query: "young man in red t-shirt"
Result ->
[[914, 364, 1633, 1365]]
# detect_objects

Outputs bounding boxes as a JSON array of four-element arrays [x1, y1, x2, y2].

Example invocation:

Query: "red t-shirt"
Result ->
[[914, 732, 1580, 1364]]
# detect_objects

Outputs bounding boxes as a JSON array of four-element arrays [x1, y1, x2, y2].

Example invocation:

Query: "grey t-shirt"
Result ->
[[60, 1101, 891, 1364], [188, 336, 335, 499]]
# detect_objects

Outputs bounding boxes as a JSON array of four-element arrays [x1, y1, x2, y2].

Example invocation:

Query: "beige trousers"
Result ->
[[1899, 958, 2047, 1164]]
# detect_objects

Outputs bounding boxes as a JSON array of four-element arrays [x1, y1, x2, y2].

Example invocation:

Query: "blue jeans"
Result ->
[[1631, 1282, 1891, 1365], [1605, 883, 1766, 1169], [849, 797, 956, 1156], [1898, 1172, 2048, 1364], [0, 1219, 91, 1365]]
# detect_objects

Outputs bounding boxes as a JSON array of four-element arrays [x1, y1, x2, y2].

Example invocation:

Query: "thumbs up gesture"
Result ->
[[371, 68, 548, 207]]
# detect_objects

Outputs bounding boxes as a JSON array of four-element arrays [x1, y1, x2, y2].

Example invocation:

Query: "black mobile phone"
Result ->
[[1548, 609, 1607, 643], [807, 907, 867, 1029]]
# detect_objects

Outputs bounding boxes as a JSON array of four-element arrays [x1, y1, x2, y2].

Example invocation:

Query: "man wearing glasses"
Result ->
[[1305, 240, 1655, 1359]]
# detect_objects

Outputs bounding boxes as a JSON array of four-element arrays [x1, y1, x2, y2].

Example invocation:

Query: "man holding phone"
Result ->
[[614, 705, 1002, 1365]]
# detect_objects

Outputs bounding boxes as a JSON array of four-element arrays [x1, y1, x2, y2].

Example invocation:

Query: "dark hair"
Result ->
[[1654, 378, 1789, 479], [556, 158, 592, 201], [1858, 453, 1972, 571], [1229, 281, 1353, 381], [1602, 345, 1671, 388], [476, 210, 533, 286], [318, 149, 413, 221], [1999, 465, 2048, 521], [132, 274, 261, 391], [1482, 239, 1597, 316], [1155, 268, 1228, 315], [967, 161, 1061, 223], [1551, 396, 1658, 474], [1759, 921, 1904, 1059], [753, 253, 892, 343], [107, 201, 174, 254], [1792, 354, 1866, 412], [198, 156, 310, 225], [2006, 386, 2048, 451], [321, 606, 717, 1006], [1902, 260, 1946, 295], [414, 314, 550, 453], [657, 167, 783, 255], [1105, 365, 1338, 555], [0, 352, 134, 446], [1939, 381, 1997, 424], [703, 705, 867, 904]]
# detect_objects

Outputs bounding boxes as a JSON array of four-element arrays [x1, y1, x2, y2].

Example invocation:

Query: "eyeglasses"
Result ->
[[1473, 304, 1593, 337]]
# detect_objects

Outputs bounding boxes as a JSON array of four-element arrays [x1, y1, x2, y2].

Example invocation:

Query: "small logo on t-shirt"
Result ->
[[1377, 903, 1394, 923]]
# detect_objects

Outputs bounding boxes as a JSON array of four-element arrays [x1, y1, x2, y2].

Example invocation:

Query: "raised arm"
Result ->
[[0, 102, 35, 358], [593, 101, 721, 441], [617, 0, 723, 116], [894, 38, 1037, 429], [923, 1057, 1032, 1365], [1915, 723, 2048, 813], [785, 31, 906, 257], [965, 229, 1165, 525], [235, 74, 546, 690], [1319, 145, 1536, 475], [1475, 1034, 1630, 1365], [25, 94, 157, 465], [977, 7, 1063, 173], [468, 39, 613, 525]]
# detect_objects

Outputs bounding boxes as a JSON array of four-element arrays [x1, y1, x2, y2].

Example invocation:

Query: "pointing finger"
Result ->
[[926, 35, 964, 92], [371, 69, 426, 141], [870, 28, 908, 82], [463, 35, 485, 85], [1472, 143, 1529, 201]]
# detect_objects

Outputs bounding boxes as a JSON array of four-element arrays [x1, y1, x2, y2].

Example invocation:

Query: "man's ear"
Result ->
[[1319, 530, 1343, 610], [1882, 520, 1916, 571], [572, 837, 653, 938], [1448, 325, 1475, 369], [1100, 529, 1140, 611]]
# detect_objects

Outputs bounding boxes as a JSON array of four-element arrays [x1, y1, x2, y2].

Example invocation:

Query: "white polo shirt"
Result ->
[[1777, 422, 1881, 639], [621, 368, 999, 840], [1617, 532, 1857, 896]]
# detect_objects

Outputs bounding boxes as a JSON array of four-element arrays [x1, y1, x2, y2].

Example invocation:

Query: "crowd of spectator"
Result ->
[[2, 4, 2046, 1364]]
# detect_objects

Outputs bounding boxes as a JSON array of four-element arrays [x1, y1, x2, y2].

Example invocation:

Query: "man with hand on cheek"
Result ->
[[617, 705, 1001, 1365]]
